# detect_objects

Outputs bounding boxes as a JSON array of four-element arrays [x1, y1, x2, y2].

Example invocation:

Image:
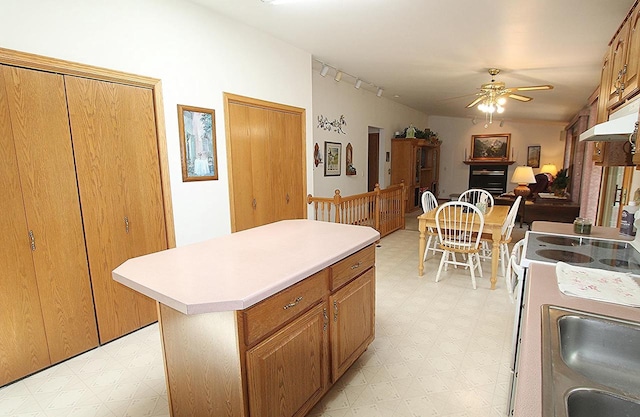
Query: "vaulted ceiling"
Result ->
[[190, 0, 635, 123]]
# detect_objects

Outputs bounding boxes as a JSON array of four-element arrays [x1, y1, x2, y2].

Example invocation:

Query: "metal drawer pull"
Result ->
[[28, 230, 36, 251], [323, 308, 328, 331], [351, 261, 362, 270], [333, 300, 338, 322], [283, 296, 303, 310], [124, 216, 130, 233]]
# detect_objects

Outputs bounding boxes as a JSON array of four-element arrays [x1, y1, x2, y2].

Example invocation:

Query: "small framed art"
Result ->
[[324, 141, 341, 176], [178, 104, 218, 181]]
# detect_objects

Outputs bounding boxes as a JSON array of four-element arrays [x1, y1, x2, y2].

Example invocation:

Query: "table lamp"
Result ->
[[540, 163, 558, 177], [511, 166, 536, 198]]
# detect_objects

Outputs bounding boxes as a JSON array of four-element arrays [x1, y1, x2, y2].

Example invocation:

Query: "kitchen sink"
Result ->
[[566, 389, 640, 417], [542, 305, 640, 417], [559, 314, 640, 394]]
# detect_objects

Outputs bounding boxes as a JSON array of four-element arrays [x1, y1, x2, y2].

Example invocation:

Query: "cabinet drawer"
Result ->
[[330, 245, 375, 291], [243, 269, 328, 346]]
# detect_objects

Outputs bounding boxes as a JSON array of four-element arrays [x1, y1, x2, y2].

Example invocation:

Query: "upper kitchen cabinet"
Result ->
[[606, 4, 640, 110]]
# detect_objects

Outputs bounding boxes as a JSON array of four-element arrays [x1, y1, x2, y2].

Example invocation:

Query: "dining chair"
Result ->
[[458, 188, 495, 209], [421, 191, 442, 260], [479, 196, 522, 276], [506, 239, 525, 301], [434, 201, 485, 289]]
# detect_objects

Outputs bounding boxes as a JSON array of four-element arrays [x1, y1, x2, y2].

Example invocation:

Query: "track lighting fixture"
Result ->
[[314, 58, 384, 97]]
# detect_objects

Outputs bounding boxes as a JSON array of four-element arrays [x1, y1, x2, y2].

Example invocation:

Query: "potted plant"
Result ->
[[550, 168, 569, 196]]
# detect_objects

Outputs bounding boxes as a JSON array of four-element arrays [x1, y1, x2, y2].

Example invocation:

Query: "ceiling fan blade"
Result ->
[[511, 84, 554, 91], [508, 93, 533, 102], [465, 96, 484, 108]]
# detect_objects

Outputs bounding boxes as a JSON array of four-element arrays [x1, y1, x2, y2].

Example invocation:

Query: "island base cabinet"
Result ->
[[155, 243, 377, 417], [158, 306, 246, 417], [330, 269, 375, 382], [246, 303, 329, 417]]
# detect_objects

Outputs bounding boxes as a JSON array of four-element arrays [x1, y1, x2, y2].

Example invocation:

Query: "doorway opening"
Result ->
[[368, 127, 382, 191]]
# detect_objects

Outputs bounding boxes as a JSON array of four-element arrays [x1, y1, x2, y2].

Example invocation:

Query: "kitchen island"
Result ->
[[512, 222, 640, 417], [113, 220, 380, 417]]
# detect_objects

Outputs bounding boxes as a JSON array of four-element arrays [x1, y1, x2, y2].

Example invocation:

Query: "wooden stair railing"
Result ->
[[307, 183, 406, 238]]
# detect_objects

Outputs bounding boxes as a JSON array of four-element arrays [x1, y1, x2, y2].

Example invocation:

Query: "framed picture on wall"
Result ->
[[178, 104, 218, 182], [527, 145, 541, 168], [470, 134, 511, 161], [324, 141, 341, 176]]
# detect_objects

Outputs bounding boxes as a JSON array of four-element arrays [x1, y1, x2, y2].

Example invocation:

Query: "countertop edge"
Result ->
[[113, 220, 380, 315]]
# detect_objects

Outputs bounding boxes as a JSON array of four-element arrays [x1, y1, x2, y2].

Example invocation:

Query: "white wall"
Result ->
[[429, 116, 567, 198], [0, 0, 313, 246], [312, 71, 428, 197]]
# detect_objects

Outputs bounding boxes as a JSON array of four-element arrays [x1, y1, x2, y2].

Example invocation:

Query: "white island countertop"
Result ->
[[113, 220, 380, 315]]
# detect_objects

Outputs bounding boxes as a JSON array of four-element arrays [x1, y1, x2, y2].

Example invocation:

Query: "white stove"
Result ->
[[522, 231, 640, 274]]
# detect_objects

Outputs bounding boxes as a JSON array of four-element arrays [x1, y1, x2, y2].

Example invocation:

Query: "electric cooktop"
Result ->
[[522, 231, 640, 274]]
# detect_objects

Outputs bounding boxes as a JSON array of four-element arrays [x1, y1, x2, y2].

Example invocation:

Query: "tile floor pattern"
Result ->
[[0, 228, 516, 417]]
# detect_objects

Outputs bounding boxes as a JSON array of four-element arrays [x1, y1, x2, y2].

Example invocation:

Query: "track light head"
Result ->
[[376, 87, 383, 97], [320, 64, 329, 77], [354, 79, 362, 89], [334, 71, 343, 82]]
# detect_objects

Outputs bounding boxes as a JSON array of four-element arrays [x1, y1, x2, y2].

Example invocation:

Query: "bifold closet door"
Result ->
[[227, 99, 305, 232], [0, 67, 50, 386], [65, 76, 167, 343], [1, 66, 98, 366]]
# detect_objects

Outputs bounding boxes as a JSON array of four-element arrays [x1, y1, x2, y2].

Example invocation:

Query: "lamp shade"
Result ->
[[540, 164, 558, 177], [511, 166, 536, 185], [511, 166, 536, 198]]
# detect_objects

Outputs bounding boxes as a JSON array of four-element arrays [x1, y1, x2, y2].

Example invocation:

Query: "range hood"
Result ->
[[580, 97, 639, 142], [579, 113, 637, 142]]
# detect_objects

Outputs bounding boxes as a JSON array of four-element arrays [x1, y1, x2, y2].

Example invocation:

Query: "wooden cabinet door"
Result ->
[[607, 22, 630, 109], [597, 50, 613, 124], [2, 66, 98, 362], [330, 269, 375, 382], [246, 303, 329, 417], [0, 68, 50, 385], [623, 8, 640, 100], [66, 77, 163, 343]]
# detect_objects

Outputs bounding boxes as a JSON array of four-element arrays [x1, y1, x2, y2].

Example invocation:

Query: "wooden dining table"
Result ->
[[418, 204, 510, 290]]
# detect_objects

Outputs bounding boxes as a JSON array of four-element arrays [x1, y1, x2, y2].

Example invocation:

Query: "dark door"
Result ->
[[367, 132, 380, 191]]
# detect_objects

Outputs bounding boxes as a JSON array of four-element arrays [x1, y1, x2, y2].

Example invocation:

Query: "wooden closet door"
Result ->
[[2, 66, 98, 362], [0, 67, 50, 386], [66, 76, 164, 343], [270, 110, 304, 221], [226, 96, 305, 232]]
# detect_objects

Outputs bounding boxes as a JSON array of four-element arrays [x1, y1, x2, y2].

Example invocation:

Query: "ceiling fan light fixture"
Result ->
[[497, 97, 507, 105]]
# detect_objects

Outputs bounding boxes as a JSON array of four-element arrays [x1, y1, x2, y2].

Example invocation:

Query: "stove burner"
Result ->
[[535, 249, 595, 264], [537, 236, 584, 247], [591, 241, 628, 250], [598, 258, 640, 270]]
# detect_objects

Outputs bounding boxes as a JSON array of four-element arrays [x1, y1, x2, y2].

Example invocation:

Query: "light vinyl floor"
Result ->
[[0, 228, 516, 417]]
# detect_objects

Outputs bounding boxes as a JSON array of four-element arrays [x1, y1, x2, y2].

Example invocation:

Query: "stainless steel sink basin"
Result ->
[[567, 389, 640, 417], [559, 314, 640, 394], [542, 305, 640, 417]]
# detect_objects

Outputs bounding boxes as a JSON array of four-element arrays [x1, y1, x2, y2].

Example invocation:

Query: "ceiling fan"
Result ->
[[466, 68, 554, 111]]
